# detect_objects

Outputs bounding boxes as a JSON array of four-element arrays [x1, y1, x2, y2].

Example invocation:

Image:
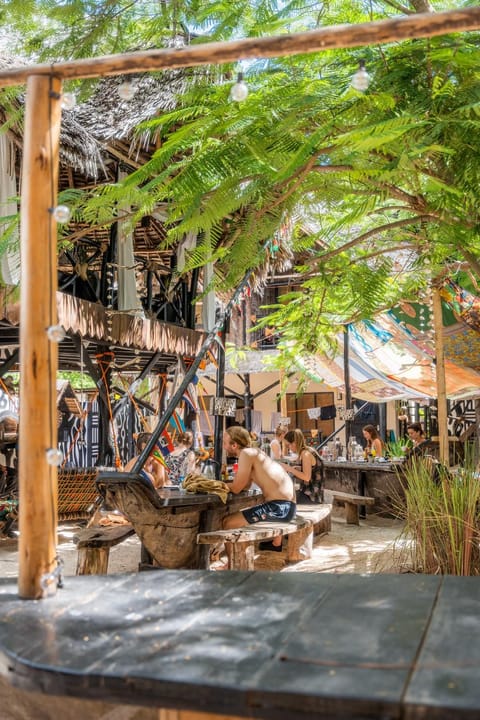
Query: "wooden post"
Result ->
[[432, 285, 449, 467], [279, 368, 288, 454], [18, 74, 62, 599]]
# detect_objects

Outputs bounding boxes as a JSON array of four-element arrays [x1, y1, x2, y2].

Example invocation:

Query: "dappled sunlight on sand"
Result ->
[[0, 514, 412, 577]]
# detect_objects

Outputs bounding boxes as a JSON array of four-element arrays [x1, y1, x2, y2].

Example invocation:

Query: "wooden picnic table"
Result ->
[[0, 571, 478, 719], [96, 471, 263, 569]]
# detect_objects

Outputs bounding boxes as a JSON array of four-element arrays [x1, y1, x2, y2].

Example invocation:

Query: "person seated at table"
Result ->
[[362, 424, 384, 458], [405, 422, 428, 456], [404, 422, 447, 484], [270, 424, 286, 459], [124, 432, 166, 489], [222, 425, 295, 552], [278, 428, 324, 504], [164, 430, 196, 486]]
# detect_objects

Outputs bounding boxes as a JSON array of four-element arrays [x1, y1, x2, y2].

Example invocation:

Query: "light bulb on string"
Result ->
[[46, 447, 64, 467], [47, 324, 66, 343], [351, 60, 370, 91], [61, 92, 77, 110], [230, 73, 248, 102], [118, 81, 136, 100], [51, 205, 72, 223]]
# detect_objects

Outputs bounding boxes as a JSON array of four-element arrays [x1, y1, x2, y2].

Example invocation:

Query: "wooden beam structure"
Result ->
[[18, 75, 62, 599], [12, 3, 480, 601], [0, 7, 479, 86]]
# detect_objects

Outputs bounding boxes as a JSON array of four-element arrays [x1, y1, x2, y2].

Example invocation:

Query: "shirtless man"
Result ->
[[222, 426, 295, 551]]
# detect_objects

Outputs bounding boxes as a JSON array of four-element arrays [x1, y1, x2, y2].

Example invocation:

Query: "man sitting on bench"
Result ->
[[222, 426, 296, 552]]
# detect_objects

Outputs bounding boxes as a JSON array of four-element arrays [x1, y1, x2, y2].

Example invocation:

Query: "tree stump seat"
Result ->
[[331, 490, 375, 525], [74, 523, 135, 575], [197, 514, 314, 570]]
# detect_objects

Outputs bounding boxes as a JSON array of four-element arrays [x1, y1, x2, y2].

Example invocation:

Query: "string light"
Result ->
[[61, 92, 77, 110], [46, 447, 64, 466], [118, 81, 137, 100], [50, 205, 72, 223], [351, 59, 370, 91], [230, 72, 248, 102], [47, 324, 66, 343]]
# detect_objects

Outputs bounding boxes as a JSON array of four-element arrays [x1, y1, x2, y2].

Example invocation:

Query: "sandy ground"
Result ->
[[0, 502, 409, 719], [0, 510, 407, 578]]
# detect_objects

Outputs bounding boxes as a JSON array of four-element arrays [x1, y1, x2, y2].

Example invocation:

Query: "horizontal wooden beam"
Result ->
[[0, 7, 479, 86]]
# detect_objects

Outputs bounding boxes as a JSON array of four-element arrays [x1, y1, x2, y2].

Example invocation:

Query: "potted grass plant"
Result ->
[[385, 438, 410, 461]]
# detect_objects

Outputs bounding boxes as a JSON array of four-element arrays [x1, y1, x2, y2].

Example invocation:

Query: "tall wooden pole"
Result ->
[[432, 285, 449, 467], [18, 75, 62, 599], [343, 326, 352, 453]]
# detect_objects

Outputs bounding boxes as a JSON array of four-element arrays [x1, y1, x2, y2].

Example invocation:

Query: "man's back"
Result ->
[[237, 447, 295, 502]]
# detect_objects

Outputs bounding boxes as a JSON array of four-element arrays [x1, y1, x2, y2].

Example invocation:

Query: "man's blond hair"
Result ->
[[225, 426, 252, 449]]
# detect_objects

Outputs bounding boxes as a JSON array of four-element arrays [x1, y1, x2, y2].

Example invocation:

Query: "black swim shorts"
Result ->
[[242, 499, 296, 524]]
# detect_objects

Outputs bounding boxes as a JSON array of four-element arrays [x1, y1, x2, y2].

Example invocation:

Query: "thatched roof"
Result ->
[[0, 55, 106, 179], [0, 52, 297, 306], [71, 69, 186, 153]]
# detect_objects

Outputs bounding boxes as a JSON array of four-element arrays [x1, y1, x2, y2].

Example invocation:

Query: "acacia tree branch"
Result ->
[[383, 0, 415, 15], [311, 214, 437, 264], [456, 248, 480, 278]]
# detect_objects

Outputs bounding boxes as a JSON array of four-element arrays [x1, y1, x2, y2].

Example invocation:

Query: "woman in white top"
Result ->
[[164, 430, 196, 485], [270, 424, 286, 460]]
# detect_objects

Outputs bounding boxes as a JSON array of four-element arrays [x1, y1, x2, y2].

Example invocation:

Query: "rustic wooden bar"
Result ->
[[0, 572, 479, 719], [323, 460, 405, 515]]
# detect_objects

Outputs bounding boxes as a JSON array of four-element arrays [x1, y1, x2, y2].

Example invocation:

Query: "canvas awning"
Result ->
[[348, 313, 480, 401]]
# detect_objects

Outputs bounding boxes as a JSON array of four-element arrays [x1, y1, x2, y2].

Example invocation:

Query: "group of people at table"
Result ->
[[125, 419, 427, 553], [362, 422, 427, 459]]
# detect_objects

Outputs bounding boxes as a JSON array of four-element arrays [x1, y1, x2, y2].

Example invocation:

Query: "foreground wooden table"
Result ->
[[0, 571, 479, 719]]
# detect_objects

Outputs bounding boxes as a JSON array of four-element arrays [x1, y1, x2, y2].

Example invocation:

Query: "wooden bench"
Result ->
[[74, 523, 135, 575], [330, 490, 375, 525], [296, 503, 332, 536], [197, 514, 314, 570]]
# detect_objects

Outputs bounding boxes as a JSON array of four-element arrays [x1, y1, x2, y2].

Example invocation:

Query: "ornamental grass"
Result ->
[[395, 452, 480, 575]]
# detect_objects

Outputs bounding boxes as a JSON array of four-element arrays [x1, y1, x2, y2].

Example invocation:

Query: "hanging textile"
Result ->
[[169, 411, 186, 434], [202, 262, 216, 332], [171, 356, 199, 415], [349, 314, 480, 401], [117, 170, 144, 315], [440, 279, 480, 334], [176, 231, 197, 272]]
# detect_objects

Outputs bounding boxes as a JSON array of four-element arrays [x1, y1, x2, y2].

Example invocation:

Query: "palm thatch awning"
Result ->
[[0, 292, 205, 373]]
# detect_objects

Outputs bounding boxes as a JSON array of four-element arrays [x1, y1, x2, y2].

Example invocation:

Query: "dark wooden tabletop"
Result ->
[[0, 571, 479, 719], [323, 460, 402, 472], [155, 486, 262, 507]]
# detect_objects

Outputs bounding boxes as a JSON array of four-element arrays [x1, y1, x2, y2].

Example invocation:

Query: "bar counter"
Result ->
[[323, 460, 405, 514]]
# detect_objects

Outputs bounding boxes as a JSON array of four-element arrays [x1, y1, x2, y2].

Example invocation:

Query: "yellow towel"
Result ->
[[183, 474, 231, 504]]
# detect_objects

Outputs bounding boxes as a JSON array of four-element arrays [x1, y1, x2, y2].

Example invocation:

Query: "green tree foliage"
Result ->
[[103, 14, 480, 355], [2, 1, 480, 360]]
